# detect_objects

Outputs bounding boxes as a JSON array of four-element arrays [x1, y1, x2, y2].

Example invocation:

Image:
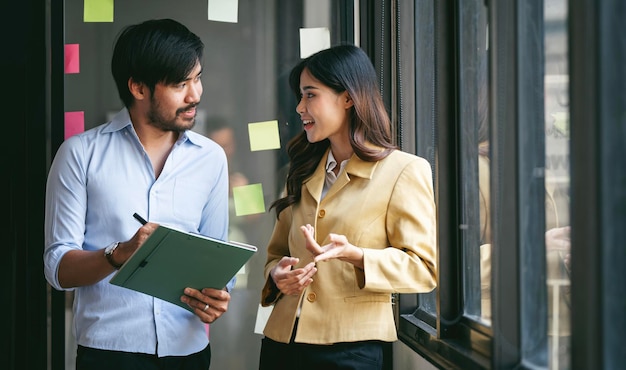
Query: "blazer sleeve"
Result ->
[[260, 206, 293, 306], [360, 157, 438, 293]]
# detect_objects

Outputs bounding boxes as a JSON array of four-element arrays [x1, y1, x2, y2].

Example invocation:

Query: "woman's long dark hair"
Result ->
[[271, 44, 397, 218]]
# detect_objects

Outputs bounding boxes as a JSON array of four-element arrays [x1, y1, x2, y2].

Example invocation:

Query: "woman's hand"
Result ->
[[301, 224, 364, 269], [546, 225, 571, 271], [270, 256, 317, 296]]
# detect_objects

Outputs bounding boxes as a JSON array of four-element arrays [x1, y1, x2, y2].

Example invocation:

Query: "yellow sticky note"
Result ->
[[248, 120, 280, 151], [299, 27, 331, 58], [233, 183, 265, 216], [84, 0, 114, 23]]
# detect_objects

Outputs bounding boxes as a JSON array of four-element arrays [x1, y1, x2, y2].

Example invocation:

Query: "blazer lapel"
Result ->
[[323, 154, 379, 202], [303, 150, 330, 204], [304, 148, 383, 203]]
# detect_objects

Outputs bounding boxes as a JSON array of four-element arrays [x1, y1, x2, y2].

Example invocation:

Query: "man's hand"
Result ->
[[181, 287, 230, 323]]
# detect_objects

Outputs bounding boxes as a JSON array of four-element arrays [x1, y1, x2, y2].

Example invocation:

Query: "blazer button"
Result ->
[[318, 209, 326, 218], [306, 292, 317, 302]]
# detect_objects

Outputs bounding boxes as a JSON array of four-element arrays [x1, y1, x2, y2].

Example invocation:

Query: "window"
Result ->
[[395, 0, 574, 368], [544, 1, 571, 368]]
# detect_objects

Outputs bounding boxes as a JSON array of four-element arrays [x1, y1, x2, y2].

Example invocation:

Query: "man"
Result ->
[[44, 18, 232, 369]]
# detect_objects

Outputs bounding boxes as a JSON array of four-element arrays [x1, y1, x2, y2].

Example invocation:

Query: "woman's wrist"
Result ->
[[351, 245, 365, 269]]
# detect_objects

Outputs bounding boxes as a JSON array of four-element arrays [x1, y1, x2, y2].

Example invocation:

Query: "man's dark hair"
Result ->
[[111, 18, 204, 108]]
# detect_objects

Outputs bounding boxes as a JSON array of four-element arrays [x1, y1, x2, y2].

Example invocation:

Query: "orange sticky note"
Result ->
[[64, 44, 80, 74], [65, 111, 85, 139]]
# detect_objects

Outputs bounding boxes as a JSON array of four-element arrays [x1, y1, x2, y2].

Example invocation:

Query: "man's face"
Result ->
[[147, 62, 203, 132]]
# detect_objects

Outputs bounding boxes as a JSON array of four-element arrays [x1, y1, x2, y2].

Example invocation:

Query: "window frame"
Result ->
[[388, 0, 551, 368], [569, 0, 626, 368]]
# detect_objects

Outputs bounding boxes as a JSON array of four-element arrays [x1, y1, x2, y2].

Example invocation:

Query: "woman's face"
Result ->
[[296, 68, 353, 145]]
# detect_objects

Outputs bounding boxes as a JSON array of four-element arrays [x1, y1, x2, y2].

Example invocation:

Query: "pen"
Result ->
[[133, 213, 148, 225]]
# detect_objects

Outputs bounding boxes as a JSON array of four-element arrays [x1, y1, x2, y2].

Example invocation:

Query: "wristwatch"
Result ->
[[104, 241, 123, 269]]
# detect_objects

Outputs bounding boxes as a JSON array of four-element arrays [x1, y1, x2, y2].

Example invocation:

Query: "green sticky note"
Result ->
[[84, 0, 114, 22], [233, 183, 266, 216], [248, 120, 280, 151], [551, 111, 569, 136]]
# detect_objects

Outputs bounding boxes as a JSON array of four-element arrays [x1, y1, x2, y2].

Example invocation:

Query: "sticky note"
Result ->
[[84, 0, 114, 22], [65, 111, 85, 139], [64, 44, 80, 74], [299, 27, 331, 58], [254, 304, 274, 334], [208, 0, 238, 23], [551, 111, 569, 135], [248, 120, 280, 151], [232, 183, 265, 216]]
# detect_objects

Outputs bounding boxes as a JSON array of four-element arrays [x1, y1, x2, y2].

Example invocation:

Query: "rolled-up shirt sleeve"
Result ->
[[44, 135, 87, 291]]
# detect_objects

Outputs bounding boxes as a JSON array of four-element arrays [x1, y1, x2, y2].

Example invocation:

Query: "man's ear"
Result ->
[[128, 78, 147, 101]]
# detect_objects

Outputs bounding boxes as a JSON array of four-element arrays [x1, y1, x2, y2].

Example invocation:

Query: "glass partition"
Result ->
[[59, 1, 354, 368], [458, 0, 490, 324]]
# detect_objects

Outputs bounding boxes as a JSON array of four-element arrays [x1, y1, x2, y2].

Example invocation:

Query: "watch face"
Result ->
[[104, 242, 122, 269], [105, 242, 118, 255]]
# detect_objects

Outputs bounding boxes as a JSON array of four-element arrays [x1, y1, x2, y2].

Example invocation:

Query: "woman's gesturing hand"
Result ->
[[301, 224, 364, 269], [270, 256, 317, 296]]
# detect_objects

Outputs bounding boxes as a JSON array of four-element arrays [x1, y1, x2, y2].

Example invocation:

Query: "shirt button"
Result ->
[[306, 292, 317, 302], [318, 209, 326, 218]]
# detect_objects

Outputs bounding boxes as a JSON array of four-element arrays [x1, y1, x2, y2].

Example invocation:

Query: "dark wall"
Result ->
[[3, 0, 48, 368]]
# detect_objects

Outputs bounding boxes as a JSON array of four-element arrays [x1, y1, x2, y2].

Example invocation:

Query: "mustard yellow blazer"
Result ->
[[261, 148, 437, 344]]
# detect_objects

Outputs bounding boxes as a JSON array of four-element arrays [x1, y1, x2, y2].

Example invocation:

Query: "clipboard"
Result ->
[[109, 224, 257, 311]]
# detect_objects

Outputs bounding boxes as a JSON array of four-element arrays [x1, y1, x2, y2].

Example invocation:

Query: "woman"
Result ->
[[259, 44, 437, 370]]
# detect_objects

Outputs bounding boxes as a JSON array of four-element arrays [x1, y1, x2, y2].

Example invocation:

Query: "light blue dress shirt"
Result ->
[[44, 108, 234, 357]]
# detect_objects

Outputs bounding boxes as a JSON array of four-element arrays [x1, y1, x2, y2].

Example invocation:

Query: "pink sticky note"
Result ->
[[65, 44, 80, 74], [65, 111, 85, 139]]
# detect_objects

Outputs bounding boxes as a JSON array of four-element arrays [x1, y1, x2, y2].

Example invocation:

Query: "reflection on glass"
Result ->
[[205, 115, 256, 245], [59, 1, 347, 369], [545, 0, 571, 368], [477, 24, 491, 323], [459, 0, 491, 323]]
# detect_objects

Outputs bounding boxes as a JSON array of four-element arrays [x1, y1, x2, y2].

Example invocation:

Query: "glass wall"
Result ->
[[57, 1, 353, 369], [457, 0, 490, 324]]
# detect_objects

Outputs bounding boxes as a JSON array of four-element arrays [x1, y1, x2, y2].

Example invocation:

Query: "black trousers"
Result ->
[[76, 344, 211, 370], [259, 336, 384, 370]]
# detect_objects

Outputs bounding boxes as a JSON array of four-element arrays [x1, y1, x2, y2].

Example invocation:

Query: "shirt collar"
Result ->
[[326, 150, 351, 175], [326, 150, 338, 172], [102, 108, 203, 147]]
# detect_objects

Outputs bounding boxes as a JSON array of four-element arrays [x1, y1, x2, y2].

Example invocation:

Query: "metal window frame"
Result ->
[[569, 0, 626, 368], [392, 0, 551, 368]]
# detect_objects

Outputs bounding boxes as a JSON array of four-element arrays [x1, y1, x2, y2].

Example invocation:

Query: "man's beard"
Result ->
[[147, 98, 198, 132]]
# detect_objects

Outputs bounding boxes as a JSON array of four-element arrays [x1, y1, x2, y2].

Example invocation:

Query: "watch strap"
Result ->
[[105, 242, 123, 269]]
